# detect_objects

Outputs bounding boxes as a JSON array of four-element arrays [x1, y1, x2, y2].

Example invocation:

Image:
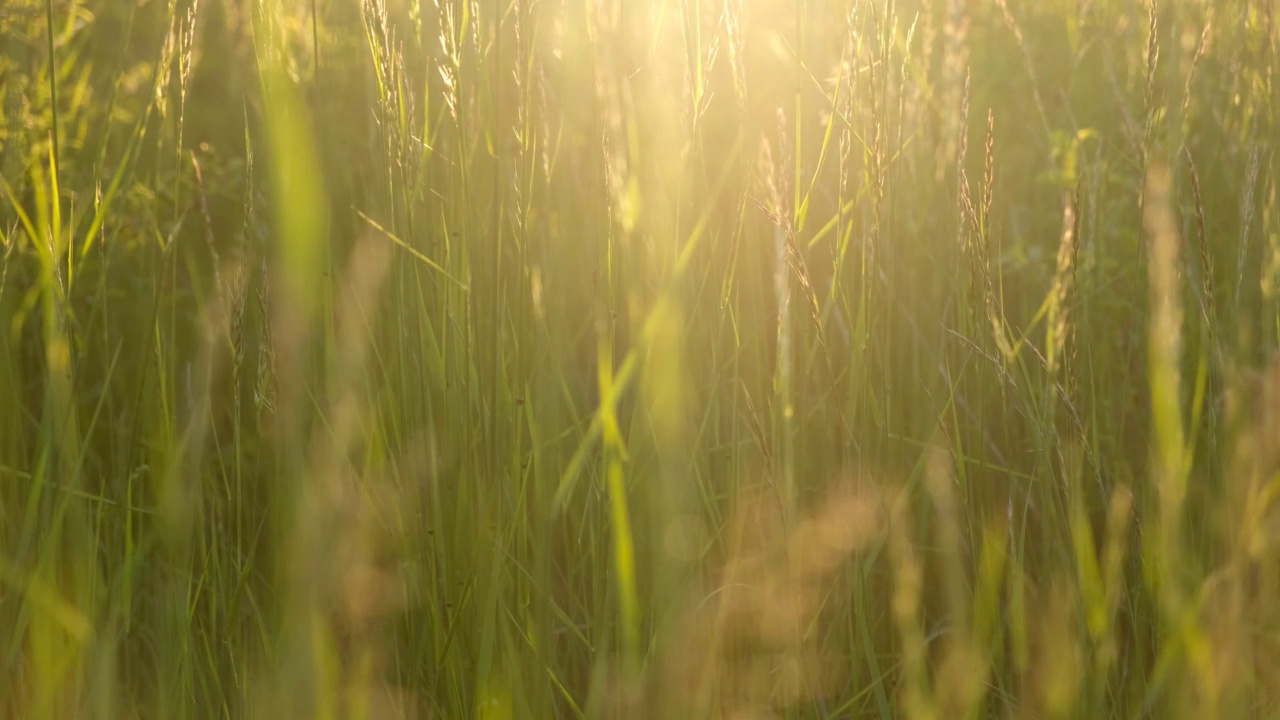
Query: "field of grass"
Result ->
[[1, 0, 1279, 717]]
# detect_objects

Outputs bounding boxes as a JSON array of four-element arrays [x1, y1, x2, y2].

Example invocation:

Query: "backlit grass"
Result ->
[[2, 0, 1279, 717]]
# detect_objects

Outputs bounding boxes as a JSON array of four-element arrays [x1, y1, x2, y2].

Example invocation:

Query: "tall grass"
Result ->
[[2, 0, 1279, 717]]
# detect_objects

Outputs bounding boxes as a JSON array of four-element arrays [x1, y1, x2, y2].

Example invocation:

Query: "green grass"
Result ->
[[1, 0, 1279, 717]]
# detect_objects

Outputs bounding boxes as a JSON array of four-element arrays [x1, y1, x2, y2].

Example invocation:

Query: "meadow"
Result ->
[[1, 0, 1278, 717]]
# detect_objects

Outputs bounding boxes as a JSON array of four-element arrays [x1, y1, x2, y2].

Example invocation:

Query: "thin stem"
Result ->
[[45, 0, 61, 175]]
